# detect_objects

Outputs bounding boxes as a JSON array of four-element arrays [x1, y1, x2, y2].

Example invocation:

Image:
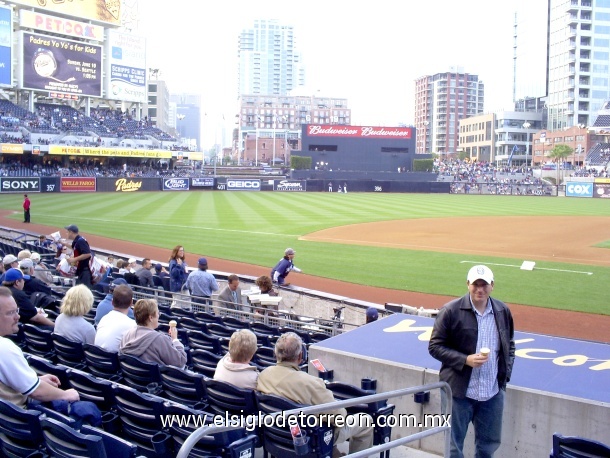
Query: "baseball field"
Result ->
[[0, 192, 608, 315]]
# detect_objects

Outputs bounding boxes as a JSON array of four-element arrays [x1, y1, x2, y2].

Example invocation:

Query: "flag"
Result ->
[[508, 145, 518, 166]]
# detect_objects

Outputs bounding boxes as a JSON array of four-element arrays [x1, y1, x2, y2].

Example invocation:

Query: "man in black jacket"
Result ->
[[429, 265, 515, 458]]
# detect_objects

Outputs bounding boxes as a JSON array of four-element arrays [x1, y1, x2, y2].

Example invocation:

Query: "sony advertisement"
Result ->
[[0, 177, 40, 193], [20, 32, 102, 97]]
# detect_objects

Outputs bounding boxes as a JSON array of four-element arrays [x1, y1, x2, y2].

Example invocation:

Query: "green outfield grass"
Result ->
[[1, 192, 609, 315]]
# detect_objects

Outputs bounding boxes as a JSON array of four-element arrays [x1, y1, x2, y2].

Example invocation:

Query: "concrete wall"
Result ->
[[309, 346, 610, 457]]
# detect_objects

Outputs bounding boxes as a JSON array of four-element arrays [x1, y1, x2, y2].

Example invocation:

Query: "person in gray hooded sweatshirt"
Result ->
[[119, 298, 186, 368]]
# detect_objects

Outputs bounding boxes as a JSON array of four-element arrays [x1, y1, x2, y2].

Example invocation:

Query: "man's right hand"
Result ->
[[466, 353, 489, 368], [64, 388, 80, 402]]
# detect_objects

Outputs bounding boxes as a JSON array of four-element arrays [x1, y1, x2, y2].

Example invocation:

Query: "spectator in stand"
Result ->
[[154, 263, 169, 279], [94, 278, 133, 326], [257, 332, 373, 456], [19, 258, 54, 296], [17, 250, 31, 261], [168, 245, 188, 293], [2, 268, 55, 329], [127, 258, 138, 274], [135, 258, 154, 288], [117, 259, 128, 275], [36, 235, 52, 248], [216, 274, 242, 310], [365, 307, 379, 324], [94, 285, 136, 352], [54, 284, 96, 345], [64, 224, 92, 288], [119, 298, 186, 368], [214, 329, 258, 389], [185, 258, 218, 308], [30, 252, 53, 284], [0, 287, 79, 408], [255, 275, 277, 297], [0, 255, 19, 283]]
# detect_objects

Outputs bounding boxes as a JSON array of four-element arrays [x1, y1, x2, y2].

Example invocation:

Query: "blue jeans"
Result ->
[[447, 389, 505, 458]]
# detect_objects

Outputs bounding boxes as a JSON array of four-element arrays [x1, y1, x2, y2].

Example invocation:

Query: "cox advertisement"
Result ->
[[61, 177, 96, 192], [226, 179, 261, 191], [1, 177, 40, 193], [163, 178, 190, 191], [565, 182, 593, 198], [21, 32, 102, 97]]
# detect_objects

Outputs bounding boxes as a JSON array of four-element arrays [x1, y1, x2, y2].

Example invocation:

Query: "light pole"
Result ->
[[522, 121, 531, 168]]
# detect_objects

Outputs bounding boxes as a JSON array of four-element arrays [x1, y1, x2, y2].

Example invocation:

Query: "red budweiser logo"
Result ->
[[308, 125, 412, 139]]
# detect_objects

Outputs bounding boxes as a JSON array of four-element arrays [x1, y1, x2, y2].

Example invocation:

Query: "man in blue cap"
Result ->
[[65, 224, 92, 289], [185, 257, 218, 310], [94, 278, 134, 325], [1, 268, 55, 328]]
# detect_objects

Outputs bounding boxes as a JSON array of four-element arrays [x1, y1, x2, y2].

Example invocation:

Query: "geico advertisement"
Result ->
[[1, 177, 40, 192], [60, 177, 96, 192], [226, 179, 261, 191]]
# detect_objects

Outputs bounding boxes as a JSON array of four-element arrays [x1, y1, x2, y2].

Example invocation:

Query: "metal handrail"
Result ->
[[177, 381, 452, 458]]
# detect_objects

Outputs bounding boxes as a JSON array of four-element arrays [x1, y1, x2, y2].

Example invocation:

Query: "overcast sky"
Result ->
[[137, 0, 546, 148]]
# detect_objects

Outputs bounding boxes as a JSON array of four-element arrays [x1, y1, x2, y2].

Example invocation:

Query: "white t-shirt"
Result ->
[[94, 310, 136, 352], [0, 337, 40, 408]]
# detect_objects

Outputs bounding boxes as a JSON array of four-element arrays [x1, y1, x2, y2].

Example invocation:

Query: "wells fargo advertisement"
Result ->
[[49, 145, 172, 159], [60, 177, 95, 192]]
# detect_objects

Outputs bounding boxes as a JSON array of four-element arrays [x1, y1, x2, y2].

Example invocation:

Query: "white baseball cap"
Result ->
[[467, 265, 494, 284]]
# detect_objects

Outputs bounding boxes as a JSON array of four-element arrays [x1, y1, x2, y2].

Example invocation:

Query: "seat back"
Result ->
[[25, 354, 70, 389], [83, 343, 122, 381], [551, 432, 610, 457], [113, 385, 166, 456], [118, 353, 162, 393], [23, 323, 55, 360], [326, 381, 395, 451], [80, 425, 138, 458], [205, 379, 257, 417], [187, 330, 222, 354], [255, 392, 334, 458], [52, 333, 87, 369], [159, 365, 207, 409], [178, 316, 208, 333], [194, 311, 224, 325], [164, 403, 257, 458], [0, 399, 45, 457], [221, 316, 247, 331], [66, 370, 116, 412], [252, 346, 276, 370], [205, 323, 235, 339], [189, 348, 222, 378], [40, 417, 106, 458]]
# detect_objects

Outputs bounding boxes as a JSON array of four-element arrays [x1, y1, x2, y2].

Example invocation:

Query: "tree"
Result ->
[[548, 144, 573, 185]]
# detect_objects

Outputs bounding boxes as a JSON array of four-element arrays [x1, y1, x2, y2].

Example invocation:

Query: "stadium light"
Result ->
[[522, 122, 531, 168]]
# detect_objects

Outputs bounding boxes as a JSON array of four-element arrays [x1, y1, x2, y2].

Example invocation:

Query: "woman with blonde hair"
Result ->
[[54, 284, 96, 344], [213, 329, 259, 389], [119, 299, 187, 368]]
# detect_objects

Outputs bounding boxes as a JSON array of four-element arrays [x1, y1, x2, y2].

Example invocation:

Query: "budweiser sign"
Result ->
[[307, 125, 412, 139]]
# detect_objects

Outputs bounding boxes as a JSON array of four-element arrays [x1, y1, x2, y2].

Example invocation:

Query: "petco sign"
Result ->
[[566, 182, 593, 198], [1, 178, 40, 192], [163, 178, 190, 191], [227, 179, 261, 191]]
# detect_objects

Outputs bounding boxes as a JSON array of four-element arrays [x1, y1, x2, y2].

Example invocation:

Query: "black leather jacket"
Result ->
[[428, 294, 515, 399]]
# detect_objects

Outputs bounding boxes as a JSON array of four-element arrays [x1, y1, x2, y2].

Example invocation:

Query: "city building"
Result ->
[[170, 93, 202, 150], [414, 68, 485, 156], [237, 94, 351, 165], [146, 72, 172, 134], [459, 112, 543, 166], [546, 0, 610, 129], [533, 126, 594, 166], [237, 19, 305, 97]]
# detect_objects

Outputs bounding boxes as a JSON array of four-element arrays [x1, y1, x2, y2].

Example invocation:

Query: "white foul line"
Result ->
[[460, 260, 593, 275]]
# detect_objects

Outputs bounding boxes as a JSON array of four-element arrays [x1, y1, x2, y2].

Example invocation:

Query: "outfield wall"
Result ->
[[0, 176, 449, 194]]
